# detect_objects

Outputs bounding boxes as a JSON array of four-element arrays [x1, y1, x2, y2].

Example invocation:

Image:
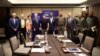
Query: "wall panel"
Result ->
[[10, 7, 82, 19]]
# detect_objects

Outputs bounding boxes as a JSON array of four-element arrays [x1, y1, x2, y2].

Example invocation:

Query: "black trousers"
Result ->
[[48, 30, 54, 34], [9, 29, 18, 37], [20, 28, 26, 39]]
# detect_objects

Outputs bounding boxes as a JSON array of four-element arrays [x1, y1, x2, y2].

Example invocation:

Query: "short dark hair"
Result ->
[[27, 15, 31, 18]]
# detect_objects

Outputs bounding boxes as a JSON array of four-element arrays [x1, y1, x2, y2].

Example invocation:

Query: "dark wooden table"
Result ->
[[30, 35, 60, 56], [30, 35, 90, 56]]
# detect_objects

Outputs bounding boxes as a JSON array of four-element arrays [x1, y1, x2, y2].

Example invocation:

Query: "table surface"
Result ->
[[30, 35, 90, 56]]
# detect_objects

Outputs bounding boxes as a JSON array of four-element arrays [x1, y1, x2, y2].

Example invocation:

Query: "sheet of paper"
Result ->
[[26, 42, 34, 46], [31, 48, 45, 53], [73, 53, 87, 56], [40, 41, 45, 44], [91, 26, 96, 32], [57, 35, 64, 38], [36, 35, 44, 37], [36, 35, 44, 39], [62, 40, 72, 43]]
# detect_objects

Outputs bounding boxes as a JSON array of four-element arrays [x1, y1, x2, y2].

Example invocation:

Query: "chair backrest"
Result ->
[[0, 28, 5, 35], [0, 44, 5, 56], [83, 36, 94, 52], [9, 36, 19, 52], [78, 33, 84, 44]]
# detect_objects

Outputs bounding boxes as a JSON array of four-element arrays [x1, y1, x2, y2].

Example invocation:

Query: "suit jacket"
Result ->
[[19, 19, 26, 29], [66, 17, 77, 30], [49, 17, 57, 30], [32, 17, 40, 30], [9, 18, 19, 30]]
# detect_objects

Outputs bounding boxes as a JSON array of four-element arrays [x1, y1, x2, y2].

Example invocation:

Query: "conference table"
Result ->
[[30, 35, 90, 56]]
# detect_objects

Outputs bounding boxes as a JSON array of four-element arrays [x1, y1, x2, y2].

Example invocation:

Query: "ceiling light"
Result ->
[[8, 0, 87, 4]]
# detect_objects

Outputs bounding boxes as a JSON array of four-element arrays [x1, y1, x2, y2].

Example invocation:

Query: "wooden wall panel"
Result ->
[[10, 7, 82, 18], [89, 5, 100, 46], [10, 8, 21, 17], [73, 8, 82, 16], [21, 8, 31, 19]]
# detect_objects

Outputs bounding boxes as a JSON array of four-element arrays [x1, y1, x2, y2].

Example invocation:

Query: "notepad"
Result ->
[[36, 35, 44, 39], [62, 40, 72, 43], [40, 41, 46, 44], [31, 48, 45, 53], [66, 48, 82, 52], [73, 53, 87, 56], [57, 35, 64, 38], [26, 42, 34, 46]]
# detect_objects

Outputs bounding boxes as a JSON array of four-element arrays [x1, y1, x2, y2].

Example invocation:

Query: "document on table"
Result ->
[[73, 53, 87, 56], [57, 35, 64, 38], [31, 48, 45, 53], [36, 35, 44, 38], [62, 40, 72, 43], [66, 48, 82, 52], [26, 42, 34, 46]]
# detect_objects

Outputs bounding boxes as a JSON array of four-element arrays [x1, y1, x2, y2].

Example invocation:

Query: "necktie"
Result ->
[[13, 19, 16, 24], [21, 19, 25, 28]]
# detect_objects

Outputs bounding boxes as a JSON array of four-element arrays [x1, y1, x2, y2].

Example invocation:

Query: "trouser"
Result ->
[[86, 29, 93, 37], [35, 30, 41, 34], [67, 29, 80, 44], [26, 30, 32, 41], [48, 30, 54, 34], [58, 26, 64, 34], [32, 30, 35, 41], [41, 29, 47, 34], [10, 29, 18, 37], [20, 28, 26, 39], [67, 29, 74, 39]]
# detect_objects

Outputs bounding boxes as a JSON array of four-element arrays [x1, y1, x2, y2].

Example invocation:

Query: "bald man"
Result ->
[[32, 13, 41, 34], [19, 14, 26, 40], [9, 13, 19, 37], [40, 15, 49, 34], [48, 12, 57, 34], [66, 13, 77, 42]]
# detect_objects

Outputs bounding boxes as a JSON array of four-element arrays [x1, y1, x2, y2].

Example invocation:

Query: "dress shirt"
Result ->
[[21, 19, 25, 28]]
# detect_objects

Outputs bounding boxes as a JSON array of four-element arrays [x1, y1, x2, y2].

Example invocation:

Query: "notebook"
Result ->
[[66, 48, 82, 52], [62, 40, 72, 43], [31, 48, 45, 53]]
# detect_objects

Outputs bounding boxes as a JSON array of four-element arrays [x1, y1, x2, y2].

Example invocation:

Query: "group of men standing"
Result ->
[[8, 12, 98, 44]]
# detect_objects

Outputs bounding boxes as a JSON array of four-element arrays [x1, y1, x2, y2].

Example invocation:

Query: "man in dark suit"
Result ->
[[40, 15, 49, 34], [9, 13, 19, 37], [48, 13, 57, 34], [32, 13, 41, 34], [19, 14, 26, 40], [66, 13, 77, 40]]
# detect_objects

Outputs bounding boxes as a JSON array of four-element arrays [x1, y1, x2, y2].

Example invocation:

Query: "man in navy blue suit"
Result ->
[[9, 13, 19, 37], [32, 13, 41, 41], [32, 13, 41, 34], [48, 13, 57, 34]]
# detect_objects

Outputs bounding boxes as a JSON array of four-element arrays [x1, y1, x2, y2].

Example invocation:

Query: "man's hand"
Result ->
[[47, 28, 49, 31], [14, 28, 17, 31], [74, 28, 76, 31], [64, 27, 66, 30], [39, 27, 42, 30], [34, 28, 36, 31]]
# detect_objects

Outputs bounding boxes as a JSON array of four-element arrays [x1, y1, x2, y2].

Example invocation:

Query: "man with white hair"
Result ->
[[9, 13, 19, 37], [66, 12, 78, 43], [19, 14, 26, 40]]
